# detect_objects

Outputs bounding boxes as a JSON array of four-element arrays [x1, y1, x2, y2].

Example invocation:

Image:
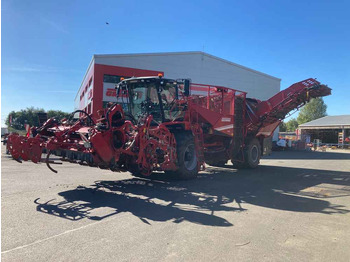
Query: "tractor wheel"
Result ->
[[172, 133, 198, 179], [243, 138, 261, 168]]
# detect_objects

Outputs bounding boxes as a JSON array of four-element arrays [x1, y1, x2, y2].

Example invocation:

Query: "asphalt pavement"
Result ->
[[2, 146, 350, 261]]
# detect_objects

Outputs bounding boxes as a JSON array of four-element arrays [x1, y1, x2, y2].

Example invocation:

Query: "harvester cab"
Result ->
[[115, 76, 187, 125]]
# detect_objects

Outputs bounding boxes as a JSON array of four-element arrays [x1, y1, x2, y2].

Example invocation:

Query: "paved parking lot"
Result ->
[[2, 146, 350, 261]]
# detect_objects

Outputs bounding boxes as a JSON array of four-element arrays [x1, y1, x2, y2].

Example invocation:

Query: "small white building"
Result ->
[[299, 115, 350, 145]]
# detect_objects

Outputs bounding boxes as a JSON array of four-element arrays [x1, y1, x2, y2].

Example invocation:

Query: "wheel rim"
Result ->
[[183, 144, 197, 170], [251, 145, 258, 163]]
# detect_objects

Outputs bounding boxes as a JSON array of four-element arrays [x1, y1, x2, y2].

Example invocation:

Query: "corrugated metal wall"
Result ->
[[94, 52, 280, 100]]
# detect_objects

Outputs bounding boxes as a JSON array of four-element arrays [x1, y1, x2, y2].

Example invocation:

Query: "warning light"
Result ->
[[158, 73, 163, 78], [120, 77, 125, 81]]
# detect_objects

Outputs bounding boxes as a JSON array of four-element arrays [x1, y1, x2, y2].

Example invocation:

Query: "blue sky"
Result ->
[[2, 0, 350, 126]]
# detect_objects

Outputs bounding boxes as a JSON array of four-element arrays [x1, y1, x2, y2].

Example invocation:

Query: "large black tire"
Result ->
[[243, 138, 261, 168], [172, 133, 198, 179]]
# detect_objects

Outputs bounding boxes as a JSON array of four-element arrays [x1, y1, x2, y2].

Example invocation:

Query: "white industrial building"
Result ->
[[75, 51, 281, 119]]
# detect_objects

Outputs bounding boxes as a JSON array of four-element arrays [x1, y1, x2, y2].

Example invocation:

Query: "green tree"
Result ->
[[286, 118, 299, 131], [297, 97, 327, 124], [47, 110, 70, 120], [6, 108, 70, 130], [279, 121, 287, 132]]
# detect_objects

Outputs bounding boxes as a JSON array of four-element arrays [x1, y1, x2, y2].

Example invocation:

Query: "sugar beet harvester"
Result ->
[[7, 76, 331, 179]]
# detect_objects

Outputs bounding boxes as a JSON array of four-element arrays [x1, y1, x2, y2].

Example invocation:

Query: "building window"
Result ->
[[103, 74, 125, 83]]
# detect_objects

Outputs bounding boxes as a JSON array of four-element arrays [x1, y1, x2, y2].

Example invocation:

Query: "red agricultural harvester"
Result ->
[[7, 76, 331, 179]]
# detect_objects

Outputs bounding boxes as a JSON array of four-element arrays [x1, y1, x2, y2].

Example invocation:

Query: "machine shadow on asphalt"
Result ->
[[264, 151, 350, 160], [33, 164, 350, 227]]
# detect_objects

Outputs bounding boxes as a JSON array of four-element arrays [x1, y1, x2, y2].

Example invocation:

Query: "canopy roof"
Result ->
[[299, 115, 350, 129]]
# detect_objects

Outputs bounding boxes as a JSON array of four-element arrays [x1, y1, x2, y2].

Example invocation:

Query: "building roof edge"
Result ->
[[94, 51, 281, 81]]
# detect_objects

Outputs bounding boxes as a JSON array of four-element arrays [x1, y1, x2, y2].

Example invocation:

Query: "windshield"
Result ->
[[118, 79, 182, 123], [159, 82, 179, 121]]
